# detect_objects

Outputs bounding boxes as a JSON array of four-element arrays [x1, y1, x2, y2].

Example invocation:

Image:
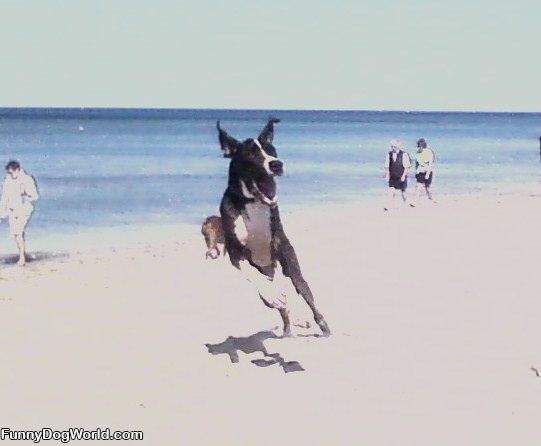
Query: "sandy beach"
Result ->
[[1, 187, 540, 445]]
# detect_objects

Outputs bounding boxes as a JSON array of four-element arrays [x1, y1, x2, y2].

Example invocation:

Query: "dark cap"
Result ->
[[5, 160, 20, 171]]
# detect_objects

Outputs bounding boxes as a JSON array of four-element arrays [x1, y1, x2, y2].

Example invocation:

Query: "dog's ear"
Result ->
[[257, 117, 280, 145], [217, 121, 241, 158]]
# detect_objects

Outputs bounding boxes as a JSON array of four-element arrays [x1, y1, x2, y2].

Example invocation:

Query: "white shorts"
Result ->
[[8, 211, 32, 236]]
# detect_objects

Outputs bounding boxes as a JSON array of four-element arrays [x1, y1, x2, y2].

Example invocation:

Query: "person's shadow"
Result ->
[[205, 329, 305, 373], [0, 251, 69, 265]]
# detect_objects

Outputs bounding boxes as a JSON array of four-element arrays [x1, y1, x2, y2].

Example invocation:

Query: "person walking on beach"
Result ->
[[0, 160, 39, 266], [383, 139, 411, 211], [410, 138, 435, 207]]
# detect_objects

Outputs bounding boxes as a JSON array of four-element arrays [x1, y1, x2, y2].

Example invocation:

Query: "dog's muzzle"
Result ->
[[269, 160, 283, 176]]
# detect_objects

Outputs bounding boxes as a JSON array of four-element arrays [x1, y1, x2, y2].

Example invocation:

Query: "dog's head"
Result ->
[[217, 118, 283, 203]]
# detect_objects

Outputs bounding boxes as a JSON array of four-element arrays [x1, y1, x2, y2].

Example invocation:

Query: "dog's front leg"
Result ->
[[232, 214, 248, 246], [220, 198, 248, 267]]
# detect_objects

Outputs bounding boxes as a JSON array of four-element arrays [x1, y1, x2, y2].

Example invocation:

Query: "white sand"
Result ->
[[0, 188, 540, 445]]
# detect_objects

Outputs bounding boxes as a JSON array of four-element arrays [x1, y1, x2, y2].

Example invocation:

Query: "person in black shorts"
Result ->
[[410, 138, 435, 207], [383, 139, 411, 211]]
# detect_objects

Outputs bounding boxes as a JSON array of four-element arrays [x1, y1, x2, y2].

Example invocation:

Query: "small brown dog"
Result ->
[[201, 215, 226, 259]]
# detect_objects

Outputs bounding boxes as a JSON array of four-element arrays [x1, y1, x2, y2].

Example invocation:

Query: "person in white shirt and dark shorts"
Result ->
[[410, 138, 435, 207], [383, 139, 411, 211], [0, 160, 39, 266]]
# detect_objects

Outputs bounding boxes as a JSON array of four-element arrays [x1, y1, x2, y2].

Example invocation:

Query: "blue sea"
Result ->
[[0, 108, 539, 243]]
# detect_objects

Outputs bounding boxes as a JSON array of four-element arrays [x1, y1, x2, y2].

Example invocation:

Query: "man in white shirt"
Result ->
[[383, 139, 411, 211], [410, 138, 435, 207], [0, 160, 39, 266]]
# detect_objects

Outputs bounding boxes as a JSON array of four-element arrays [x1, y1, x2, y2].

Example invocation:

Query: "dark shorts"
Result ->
[[389, 177, 407, 191], [416, 172, 433, 186]]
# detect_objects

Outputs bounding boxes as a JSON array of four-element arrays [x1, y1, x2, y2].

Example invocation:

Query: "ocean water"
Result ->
[[0, 108, 539, 243]]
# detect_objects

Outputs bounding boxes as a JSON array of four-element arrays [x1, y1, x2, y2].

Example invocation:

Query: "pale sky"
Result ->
[[0, 0, 539, 111]]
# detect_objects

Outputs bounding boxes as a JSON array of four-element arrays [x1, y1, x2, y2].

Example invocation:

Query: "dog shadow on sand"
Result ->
[[205, 328, 322, 373]]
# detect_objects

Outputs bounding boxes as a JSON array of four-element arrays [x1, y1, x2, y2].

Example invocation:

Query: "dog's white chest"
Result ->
[[241, 202, 272, 267]]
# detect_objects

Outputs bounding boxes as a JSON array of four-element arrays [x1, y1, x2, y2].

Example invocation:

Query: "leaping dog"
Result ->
[[217, 118, 330, 337]]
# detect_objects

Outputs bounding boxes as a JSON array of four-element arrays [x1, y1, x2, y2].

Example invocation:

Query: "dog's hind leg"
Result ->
[[279, 307, 292, 337], [239, 261, 287, 310], [291, 273, 330, 336], [238, 260, 291, 336], [270, 207, 330, 336], [276, 239, 331, 336]]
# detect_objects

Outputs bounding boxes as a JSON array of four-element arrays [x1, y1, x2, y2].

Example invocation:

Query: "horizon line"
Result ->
[[0, 106, 540, 114]]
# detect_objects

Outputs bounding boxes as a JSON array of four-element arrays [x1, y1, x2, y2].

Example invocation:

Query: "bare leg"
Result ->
[[14, 233, 26, 266], [401, 189, 408, 205], [384, 187, 395, 211], [425, 185, 433, 200], [410, 182, 421, 207]]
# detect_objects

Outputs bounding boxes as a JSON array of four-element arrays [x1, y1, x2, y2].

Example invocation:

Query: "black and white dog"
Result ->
[[217, 118, 330, 337]]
